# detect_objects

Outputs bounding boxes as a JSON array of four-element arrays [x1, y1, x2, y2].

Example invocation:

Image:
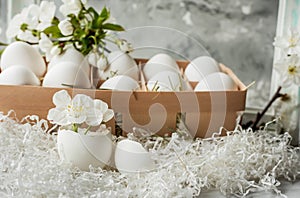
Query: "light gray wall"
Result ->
[[88, 0, 279, 108]]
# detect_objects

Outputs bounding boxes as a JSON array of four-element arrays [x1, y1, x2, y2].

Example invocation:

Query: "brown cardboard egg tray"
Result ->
[[0, 59, 247, 138]]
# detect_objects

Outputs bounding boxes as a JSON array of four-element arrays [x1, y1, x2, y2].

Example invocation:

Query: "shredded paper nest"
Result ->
[[0, 112, 299, 197]]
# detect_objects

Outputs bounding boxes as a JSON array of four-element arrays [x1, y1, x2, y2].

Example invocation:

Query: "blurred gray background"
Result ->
[[0, 0, 279, 108]]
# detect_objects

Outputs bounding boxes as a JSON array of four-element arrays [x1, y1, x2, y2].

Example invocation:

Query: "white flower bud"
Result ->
[[118, 40, 133, 53], [97, 56, 108, 70], [39, 33, 52, 52], [50, 45, 60, 57], [58, 19, 74, 36], [88, 52, 98, 67]]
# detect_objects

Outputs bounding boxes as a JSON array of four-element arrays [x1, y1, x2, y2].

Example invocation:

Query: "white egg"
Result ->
[[147, 70, 188, 91], [0, 41, 46, 77], [43, 62, 91, 88], [114, 139, 155, 173], [100, 51, 139, 81], [48, 46, 90, 76], [100, 75, 139, 91], [143, 53, 179, 81], [194, 72, 237, 91], [0, 65, 40, 86], [57, 129, 113, 171], [185, 56, 220, 82]]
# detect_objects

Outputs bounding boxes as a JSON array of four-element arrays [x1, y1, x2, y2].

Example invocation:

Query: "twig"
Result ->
[[251, 86, 287, 130]]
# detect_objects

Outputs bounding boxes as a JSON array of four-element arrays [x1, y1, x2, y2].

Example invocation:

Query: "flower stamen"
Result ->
[[288, 36, 298, 48], [288, 65, 297, 75], [68, 104, 84, 117]]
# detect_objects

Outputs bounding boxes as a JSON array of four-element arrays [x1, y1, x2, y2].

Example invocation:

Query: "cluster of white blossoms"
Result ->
[[6, 1, 56, 43], [5, 0, 132, 70], [273, 28, 300, 132], [47, 90, 114, 132], [274, 28, 300, 87]]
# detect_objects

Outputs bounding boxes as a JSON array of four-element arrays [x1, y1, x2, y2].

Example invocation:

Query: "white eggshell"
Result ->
[[57, 129, 113, 171], [48, 46, 90, 76], [42, 62, 91, 88], [0, 41, 46, 77], [114, 139, 155, 173], [0, 65, 40, 86], [100, 75, 139, 91], [143, 53, 179, 80], [194, 72, 237, 91], [100, 51, 138, 81], [185, 56, 220, 82], [147, 70, 188, 91]]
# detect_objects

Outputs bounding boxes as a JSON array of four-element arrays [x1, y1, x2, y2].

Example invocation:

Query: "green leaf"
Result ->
[[102, 23, 125, 31], [87, 7, 99, 18], [99, 7, 110, 20], [94, 16, 105, 28], [0, 41, 8, 46], [73, 28, 85, 40], [92, 7, 111, 28], [43, 25, 63, 38], [78, 11, 85, 20], [0, 48, 5, 57], [70, 17, 80, 29], [51, 17, 60, 26]]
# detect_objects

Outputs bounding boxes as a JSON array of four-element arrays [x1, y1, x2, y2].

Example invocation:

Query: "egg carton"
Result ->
[[0, 59, 247, 138]]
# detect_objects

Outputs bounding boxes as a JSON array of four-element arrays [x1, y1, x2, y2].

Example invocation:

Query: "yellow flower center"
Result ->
[[67, 104, 84, 117], [288, 65, 297, 75], [289, 36, 298, 47]]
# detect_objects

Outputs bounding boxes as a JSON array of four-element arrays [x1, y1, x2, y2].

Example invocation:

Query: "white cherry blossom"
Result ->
[[274, 28, 300, 55], [47, 90, 114, 129], [6, 1, 56, 41], [6, 8, 31, 39], [274, 54, 300, 87]]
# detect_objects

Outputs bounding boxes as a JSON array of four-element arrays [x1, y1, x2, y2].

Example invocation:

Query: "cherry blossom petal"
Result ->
[[39, 1, 56, 23], [53, 90, 71, 108], [86, 109, 103, 126], [67, 114, 87, 124], [94, 99, 108, 113], [6, 14, 23, 38], [47, 108, 70, 126], [103, 109, 114, 122]]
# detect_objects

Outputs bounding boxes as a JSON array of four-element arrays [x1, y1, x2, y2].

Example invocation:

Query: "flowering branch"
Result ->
[[3, 0, 132, 70], [243, 86, 288, 130]]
